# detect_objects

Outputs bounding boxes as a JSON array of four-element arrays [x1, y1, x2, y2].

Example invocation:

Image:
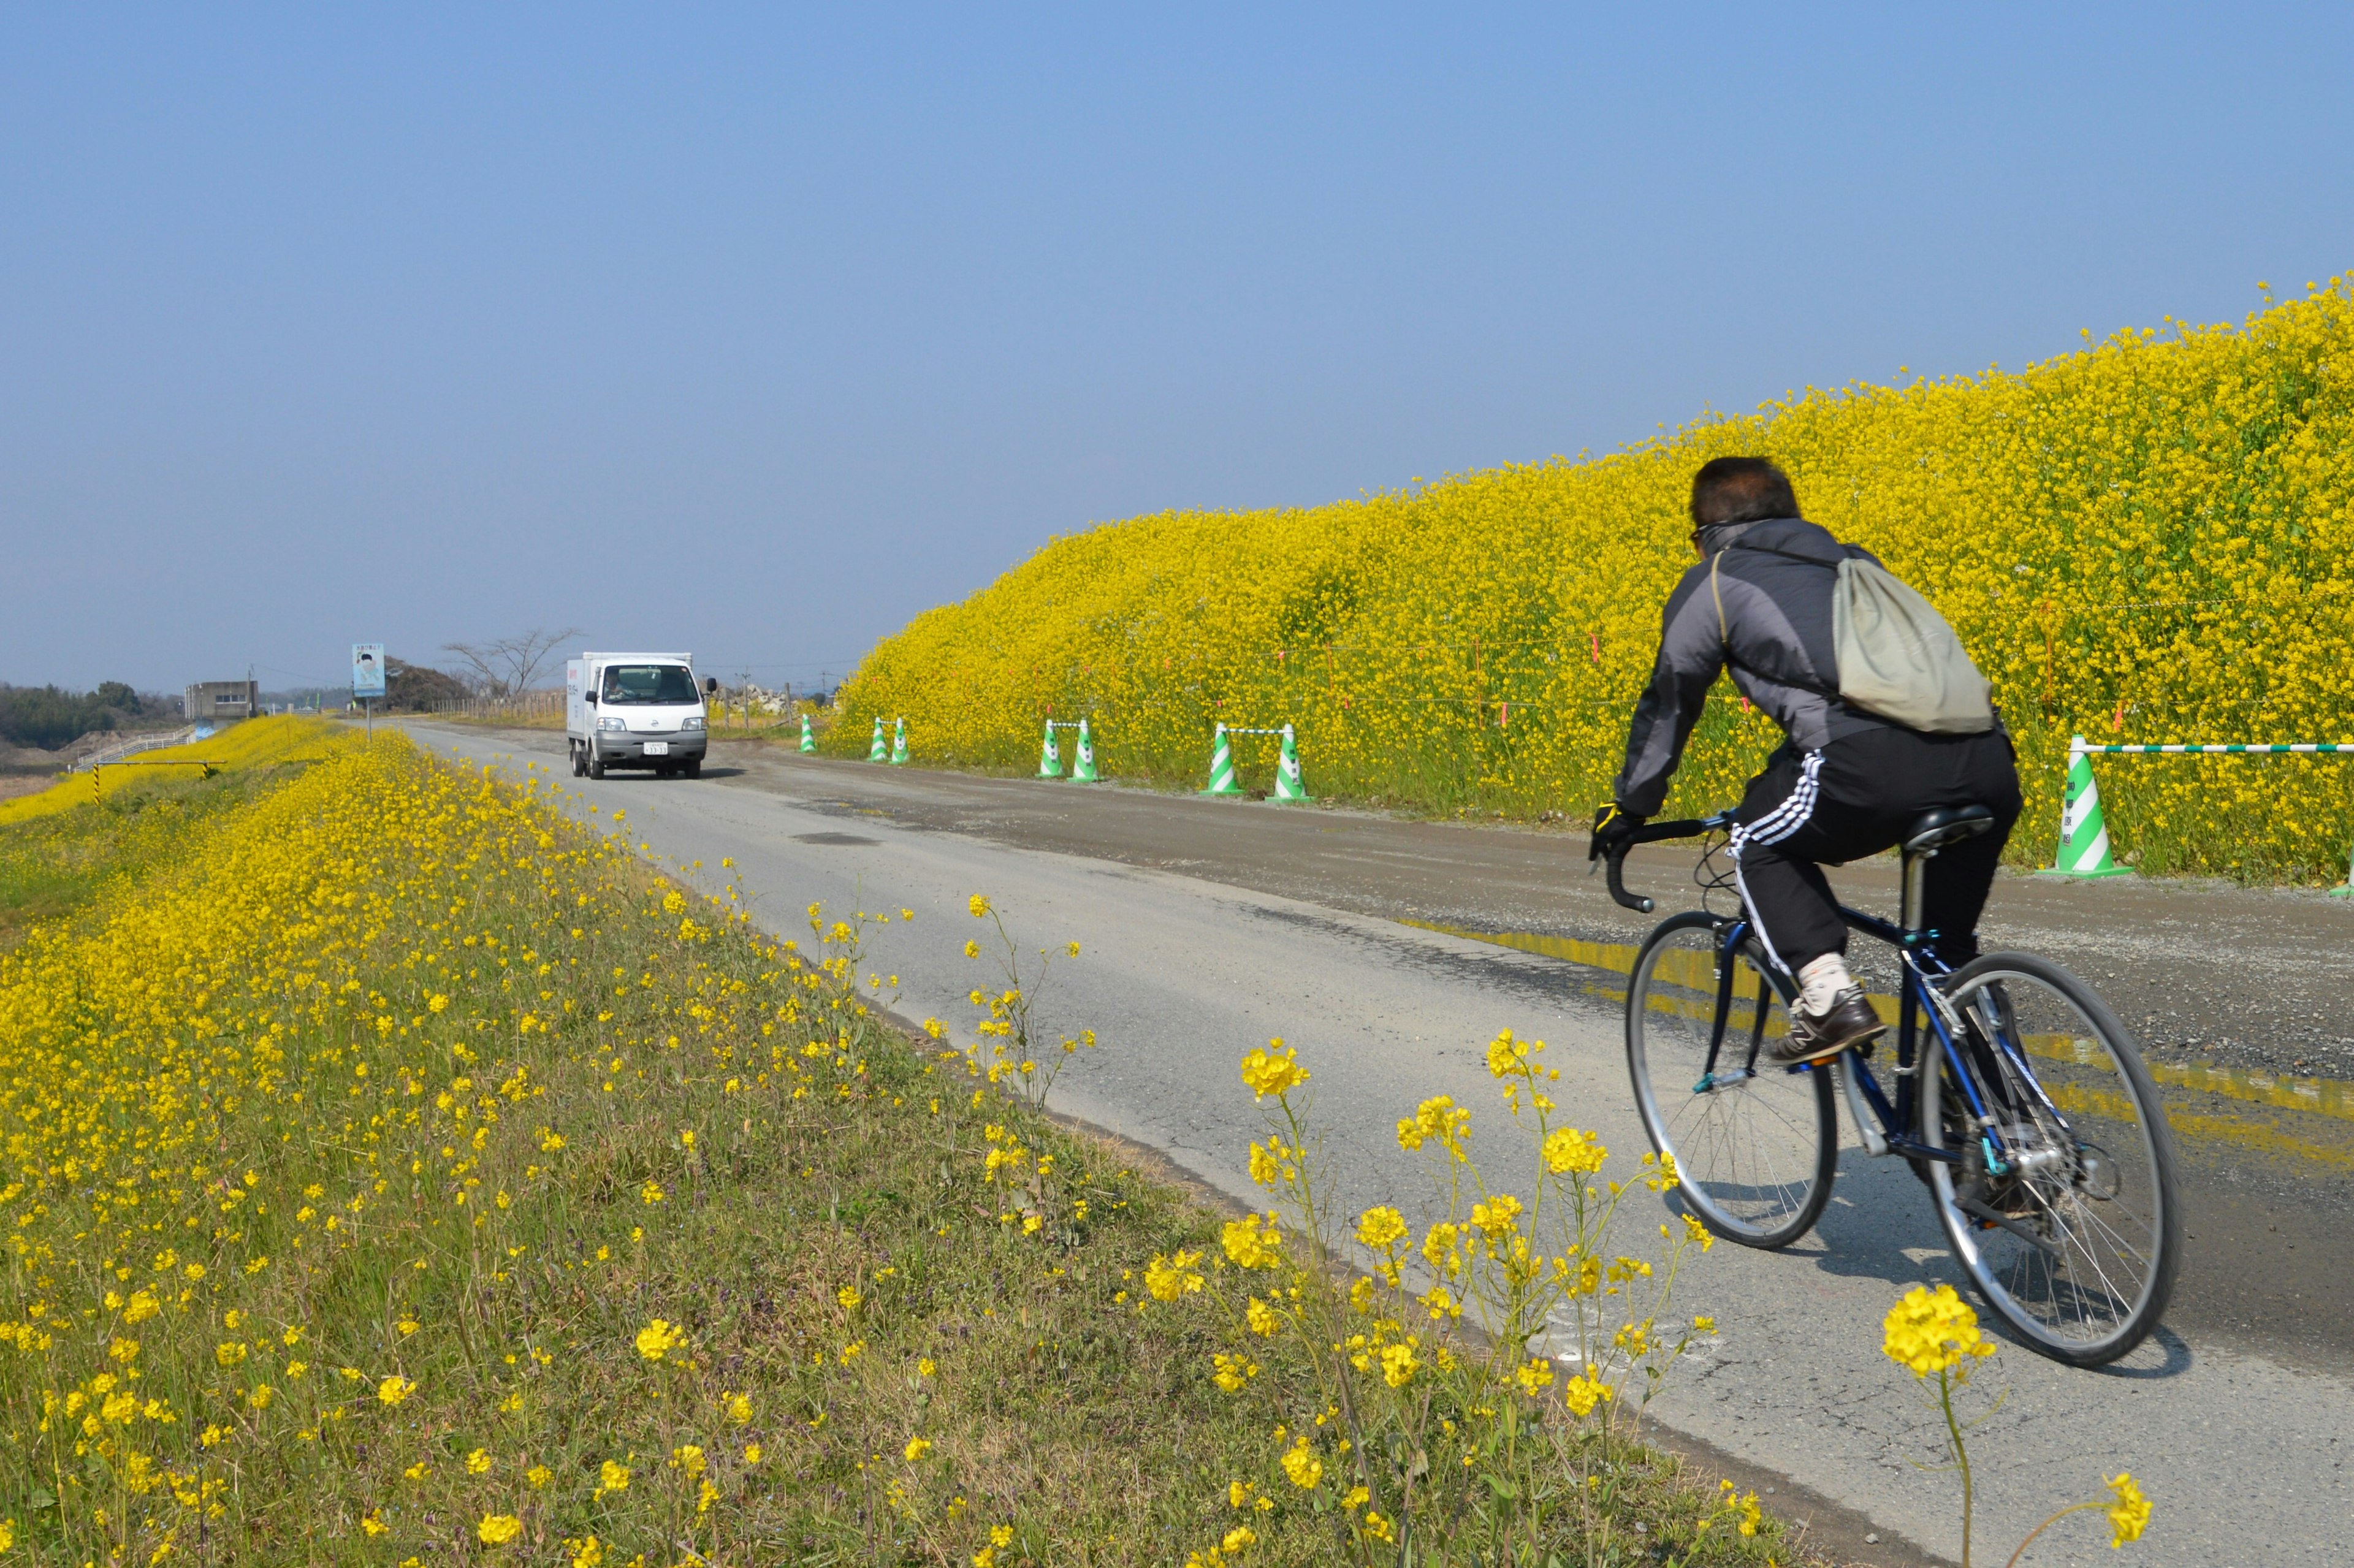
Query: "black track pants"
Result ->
[[1727, 728, 2022, 975]]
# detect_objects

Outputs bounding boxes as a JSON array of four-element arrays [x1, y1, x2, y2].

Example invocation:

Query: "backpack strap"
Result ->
[[1709, 552, 1728, 649]]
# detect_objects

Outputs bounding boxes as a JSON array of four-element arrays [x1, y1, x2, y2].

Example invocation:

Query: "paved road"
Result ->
[[414, 725, 2351, 1567]]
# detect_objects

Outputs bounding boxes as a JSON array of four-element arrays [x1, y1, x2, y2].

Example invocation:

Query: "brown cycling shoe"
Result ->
[[1772, 986, 1887, 1065]]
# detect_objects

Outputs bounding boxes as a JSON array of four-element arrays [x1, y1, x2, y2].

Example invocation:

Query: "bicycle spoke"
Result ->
[[1927, 957, 2180, 1364], [1629, 918, 1833, 1248]]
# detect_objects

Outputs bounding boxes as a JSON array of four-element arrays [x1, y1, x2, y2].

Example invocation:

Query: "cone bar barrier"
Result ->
[[867, 717, 888, 763], [1201, 723, 1309, 801], [799, 715, 817, 753], [889, 717, 910, 766], [2053, 736, 2354, 891], [1035, 720, 1101, 782]]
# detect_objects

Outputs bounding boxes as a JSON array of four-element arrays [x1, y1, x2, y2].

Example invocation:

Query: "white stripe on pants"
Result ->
[[1727, 748, 1824, 978]]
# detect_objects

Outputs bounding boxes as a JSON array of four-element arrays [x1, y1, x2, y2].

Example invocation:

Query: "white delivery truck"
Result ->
[[566, 651, 717, 779]]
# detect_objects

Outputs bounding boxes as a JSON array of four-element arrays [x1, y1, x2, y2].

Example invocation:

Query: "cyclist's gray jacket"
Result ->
[[1612, 516, 1898, 817]]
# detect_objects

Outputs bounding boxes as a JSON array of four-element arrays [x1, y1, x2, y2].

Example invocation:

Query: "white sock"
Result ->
[[1797, 953, 1853, 1016]]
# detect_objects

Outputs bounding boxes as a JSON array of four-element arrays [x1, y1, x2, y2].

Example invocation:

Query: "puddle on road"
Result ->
[[1401, 916, 2354, 1172]]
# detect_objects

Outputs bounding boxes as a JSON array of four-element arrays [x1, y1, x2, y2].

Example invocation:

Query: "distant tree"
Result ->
[[441, 626, 582, 698], [0, 682, 133, 750], [93, 681, 143, 715], [383, 658, 471, 712]]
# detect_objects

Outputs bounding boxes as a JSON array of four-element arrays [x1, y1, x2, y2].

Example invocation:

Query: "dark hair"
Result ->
[[1689, 457, 1799, 527]]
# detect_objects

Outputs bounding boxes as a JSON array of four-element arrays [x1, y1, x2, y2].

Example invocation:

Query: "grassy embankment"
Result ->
[[0, 726, 1802, 1566]]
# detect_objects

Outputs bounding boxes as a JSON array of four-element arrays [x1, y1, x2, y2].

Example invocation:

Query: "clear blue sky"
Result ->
[[4, 6, 2350, 695]]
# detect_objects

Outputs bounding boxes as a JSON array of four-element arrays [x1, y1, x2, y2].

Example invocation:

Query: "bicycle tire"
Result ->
[[1922, 951, 2182, 1366], [1626, 912, 1837, 1249]]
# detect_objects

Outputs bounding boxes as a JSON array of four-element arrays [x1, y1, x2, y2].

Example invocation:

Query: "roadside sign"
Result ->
[[352, 644, 387, 699]]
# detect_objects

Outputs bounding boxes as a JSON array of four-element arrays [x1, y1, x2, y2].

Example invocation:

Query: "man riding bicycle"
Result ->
[[1590, 457, 2022, 1065]]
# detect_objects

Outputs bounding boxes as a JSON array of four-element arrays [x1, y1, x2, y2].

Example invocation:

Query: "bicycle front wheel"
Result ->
[[1626, 913, 1836, 1248], [1924, 952, 2182, 1366]]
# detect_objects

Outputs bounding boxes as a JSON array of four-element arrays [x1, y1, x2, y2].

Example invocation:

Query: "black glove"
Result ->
[[1588, 802, 1647, 862]]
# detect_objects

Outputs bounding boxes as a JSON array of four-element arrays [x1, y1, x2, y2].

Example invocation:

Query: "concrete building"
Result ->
[[185, 680, 258, 723]]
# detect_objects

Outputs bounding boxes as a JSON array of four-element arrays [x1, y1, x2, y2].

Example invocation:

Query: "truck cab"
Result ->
[[566, 652, 714, 779]]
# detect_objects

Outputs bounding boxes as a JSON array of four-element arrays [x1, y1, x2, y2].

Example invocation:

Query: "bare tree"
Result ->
[[441, 626, 582, 698]]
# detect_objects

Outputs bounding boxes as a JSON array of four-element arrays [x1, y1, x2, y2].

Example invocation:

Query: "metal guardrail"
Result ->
[[71, 727, 197, 772]]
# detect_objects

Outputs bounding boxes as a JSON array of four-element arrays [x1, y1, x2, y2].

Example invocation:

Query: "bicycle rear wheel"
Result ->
[[1626, 913, 1836, 1247], [1923, 952, 2181, 1366]]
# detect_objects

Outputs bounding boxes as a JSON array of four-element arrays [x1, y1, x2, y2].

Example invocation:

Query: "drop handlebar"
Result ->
[[1590, 812, 1734, 913]]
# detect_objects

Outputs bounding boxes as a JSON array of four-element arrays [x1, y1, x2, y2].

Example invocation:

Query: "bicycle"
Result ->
[[1596, 804, 2182, 1367]]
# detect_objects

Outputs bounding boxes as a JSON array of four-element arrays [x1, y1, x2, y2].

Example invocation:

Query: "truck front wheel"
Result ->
[[587, 745, 606, 780]]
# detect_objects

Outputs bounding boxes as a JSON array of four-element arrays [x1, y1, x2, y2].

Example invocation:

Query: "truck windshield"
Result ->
[[600, 665, 699, 705]]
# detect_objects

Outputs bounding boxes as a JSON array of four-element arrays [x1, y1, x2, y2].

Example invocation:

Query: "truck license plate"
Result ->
[[643, 741, 669, 756]]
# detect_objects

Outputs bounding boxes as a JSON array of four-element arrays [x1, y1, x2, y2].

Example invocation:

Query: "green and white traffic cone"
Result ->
[[798, 715, 817, 754], [1070, 718, 1100, 783], [1201, 723, 1243, 796], [867, 717, 888, 763], [2038, 737, 2133, 878], [1271, 723, 1312, 802], [889, 717, 910, 766], [1037, 720, 1062, 779]]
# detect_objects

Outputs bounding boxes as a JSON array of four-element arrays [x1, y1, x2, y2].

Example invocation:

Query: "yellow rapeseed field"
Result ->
[[0, 717, 347, 828], [837, 282, 2354, 881]]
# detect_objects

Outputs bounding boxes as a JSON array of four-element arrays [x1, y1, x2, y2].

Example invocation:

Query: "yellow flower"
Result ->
[[569, 1537, 604, 1568], [1379, 1342, 1419, 1387], [1238, 1041, 1309, 1100], [837, 1285, 862, 1309], [1514, 1357, 1556, 1394], [635, 1319, 686, 1362], [1211, 1352, 1259, 1392], [1469, 1193, 1523, 1236], [1355, 1205, 1407, 1250], [963, 940, 981, 959], [671, 1443, 706, 1478], [1222, 1213, 1284, 1269], [904, 1436, 933, 1462], [478, 1513, 523, 1547], [361, 1510, 387, 1536], [1143, 1249, 1205, 1301], [527, 1466, 553, 1490], [1485, 1028, 1535, 1078], [1066, 941, 1081, 957], [743, 1442, 763, 1464], [723, 1391, 753, 1424], [216, 1342, 248, 1368], [596, 1460, 631, 1495], [1245, 1297, 1278, 1337], [1280, 1439, 1323, 1490], [1881, 1284, 1994, 1378], [1563, 1368, 1614, 1417], [466, 1448, 493, 1474], [1396, 1095, 1468, 1154], [1542, 1127, 1606, 1174], [968, 895, 991, 918], [377, 1375, 414, 1406], [2106, 1473, 2152, 1547]]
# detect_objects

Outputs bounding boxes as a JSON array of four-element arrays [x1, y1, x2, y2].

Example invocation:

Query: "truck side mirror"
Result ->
[[583, 690, 596, 705], [705, 677, 719, 695]]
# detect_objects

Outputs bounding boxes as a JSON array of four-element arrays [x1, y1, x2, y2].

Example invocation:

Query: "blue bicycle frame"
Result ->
[[1697, 904, 2078, 1178]]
